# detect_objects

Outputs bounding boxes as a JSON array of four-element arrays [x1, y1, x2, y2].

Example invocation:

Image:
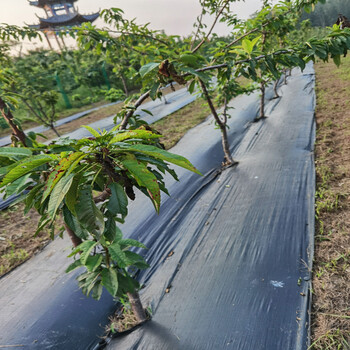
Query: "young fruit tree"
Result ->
[[0, 125, 200, 324]]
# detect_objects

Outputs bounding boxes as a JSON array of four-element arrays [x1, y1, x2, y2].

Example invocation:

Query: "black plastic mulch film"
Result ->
[[0, 64, 315, 350]]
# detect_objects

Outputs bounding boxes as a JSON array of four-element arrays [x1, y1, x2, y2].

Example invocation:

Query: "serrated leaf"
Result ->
[[139, 62, 159, 78], [109, 130, 161, 144], [65, 173, 81, 215], [5, 174, 31, 198], [81, 125, 100, 137], [42, 152, 85, 203], [47, 173, 74, 218], [24, 183, 45, 214], [120, 154, 161, 212], [107, 183, 128, 218], [85, 254, 103, 272], [124, 251, 150, 269], [65, 259, 83, 273], [91, 282, 103, 300], [101, 268, 119, 296], [109, 242, 130, 268], [1, 154, 54, 186], [124, 144, 201, 175], [63, 206, 89, 240], [79, 241, 99, 265], [0, 147, 32, 158], [75, 186, 105, 236], [119, 239, 147, 249]]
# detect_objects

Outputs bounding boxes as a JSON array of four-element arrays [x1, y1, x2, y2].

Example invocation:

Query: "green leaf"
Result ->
[[5, 174, 31, 197], [65, 259, 83, 273], [101, 268, 119, 296], [333, 54, 341, 67], [117, 274, 139, 296], [81, 125, 100, 137], [78, 241, 99, 265], [1, 154, 54, 186], [75, 186, 105, 236], [24, 183, 45, 214], [242, 39, 254, 54], [91, 282, 103, 300], [179, 53, 198, 67], [150, 82, 160, 100], [62, 206, 89, 240], [139, 62, 159, 78], [119, 239, 147, 250], [188, 79, 196, 94], [42, 152, 85, 203], [124, 251, 150, 269], [109, 130, 161, 145], [85, 254, 103, 272], [47, 174, 74, 218], [121, 154, 161, 212], [109, 242, 130, 268], [0, 147, 32, 158], [34, 216, 51, 237], [123, 144, 201, 175], [65, 173, 82, 215], [107, 183, 128, 218]]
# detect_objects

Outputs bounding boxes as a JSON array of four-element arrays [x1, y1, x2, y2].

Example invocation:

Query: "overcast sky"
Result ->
[[0, 0, 268, 51]]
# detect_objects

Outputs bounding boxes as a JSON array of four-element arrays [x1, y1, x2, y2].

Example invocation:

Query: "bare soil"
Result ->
[[310, 58, 350, 349]]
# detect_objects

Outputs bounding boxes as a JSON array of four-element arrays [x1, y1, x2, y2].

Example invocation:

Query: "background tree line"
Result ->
[[300, 0, 350, 27]]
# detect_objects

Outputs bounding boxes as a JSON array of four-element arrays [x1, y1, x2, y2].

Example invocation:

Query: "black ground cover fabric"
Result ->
[[0, 65, 315, 350]]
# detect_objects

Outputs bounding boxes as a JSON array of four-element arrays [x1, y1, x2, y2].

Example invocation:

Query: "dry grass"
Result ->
[[0, 203, 63, 277], [310, 57, 350, 349], [153, 97, 212, 150]]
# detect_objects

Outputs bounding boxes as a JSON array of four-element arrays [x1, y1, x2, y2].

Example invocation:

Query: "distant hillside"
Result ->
[[300, 0, 350, 27]]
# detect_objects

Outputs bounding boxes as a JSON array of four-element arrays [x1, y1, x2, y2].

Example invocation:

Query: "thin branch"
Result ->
[[182, 49, 291, 77], [192, 0, 229, 53], [190, 10, 205, 50], [119, 90, 150, 130]]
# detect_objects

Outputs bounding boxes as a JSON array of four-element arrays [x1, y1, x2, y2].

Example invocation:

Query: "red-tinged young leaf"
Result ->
[[42, 152, 85, 203]]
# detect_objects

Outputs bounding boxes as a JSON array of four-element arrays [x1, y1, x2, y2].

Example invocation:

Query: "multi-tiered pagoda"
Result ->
[[28, 0, 99, 49]]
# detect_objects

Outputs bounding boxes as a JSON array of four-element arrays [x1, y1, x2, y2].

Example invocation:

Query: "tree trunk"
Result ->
[[120, 74, 129, 97], [199, 80, 238, 165], [198, 79, 236, 166], [283, 69, 287, 85], [273, 77, 280, 99], [127, 291, 147, 323], [51, 124, 60, 137], [258, 81, 266, 120], [0, 97, 27, 146]]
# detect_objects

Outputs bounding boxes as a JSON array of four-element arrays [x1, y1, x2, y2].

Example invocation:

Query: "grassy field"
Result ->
[[310, 57, 350, 349]]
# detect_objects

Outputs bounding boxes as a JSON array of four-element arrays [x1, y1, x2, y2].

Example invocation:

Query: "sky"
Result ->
[[0, 0, 268, 52]]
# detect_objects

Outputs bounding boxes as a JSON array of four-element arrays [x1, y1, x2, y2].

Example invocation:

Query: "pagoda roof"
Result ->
[[37, 12, 99, 29], [29, 0, 77, 8]]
